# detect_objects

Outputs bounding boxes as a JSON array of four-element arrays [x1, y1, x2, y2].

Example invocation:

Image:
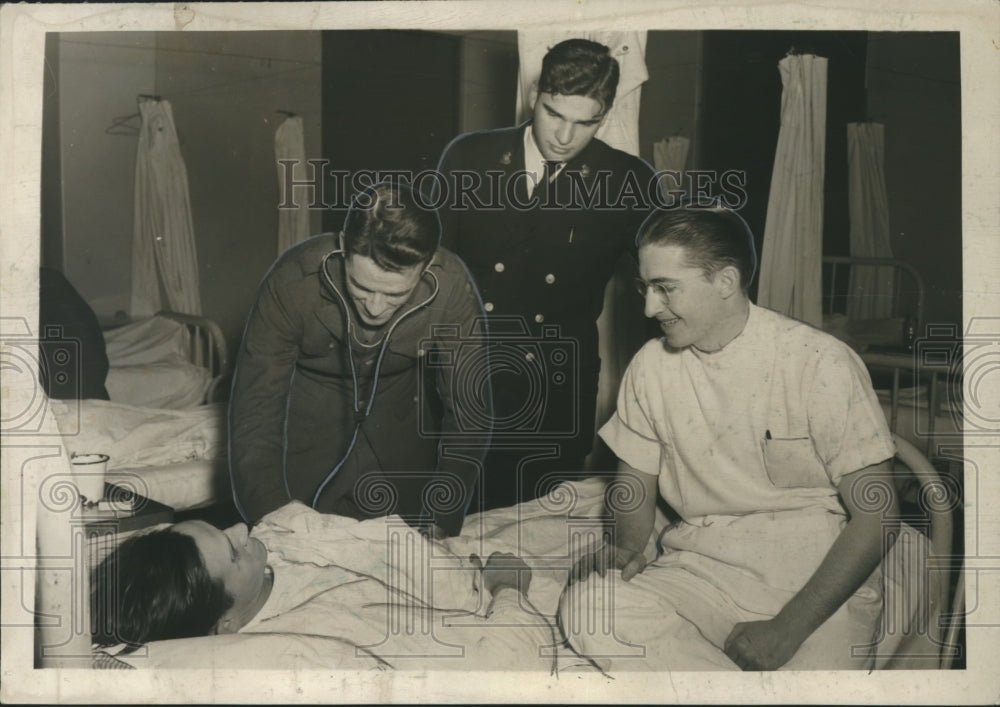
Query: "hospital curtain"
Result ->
[[275, 115, 311, 256], [130, 97, 202, 317], [515, 31, 648, 155], [846, 122, 895, 319], [757, 54, 827, 328], [653, 136, 690, 196], [517, 31, 649, 469]]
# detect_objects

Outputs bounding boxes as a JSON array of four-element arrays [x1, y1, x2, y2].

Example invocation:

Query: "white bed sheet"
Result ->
[[51, 398, 227, 510], [104, 356, 212, 410]]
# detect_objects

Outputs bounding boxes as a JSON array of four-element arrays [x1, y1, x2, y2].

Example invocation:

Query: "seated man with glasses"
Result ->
[[567, 204, 898, 671]]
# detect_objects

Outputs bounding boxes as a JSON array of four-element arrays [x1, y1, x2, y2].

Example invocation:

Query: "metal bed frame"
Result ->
[[822, 255, 926, 347], [152, 310, 230, 402]]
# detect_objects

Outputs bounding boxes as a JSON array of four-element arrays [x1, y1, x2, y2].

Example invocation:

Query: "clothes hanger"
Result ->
[[105, 94, 162, 136], [105, 113, 141, 136]]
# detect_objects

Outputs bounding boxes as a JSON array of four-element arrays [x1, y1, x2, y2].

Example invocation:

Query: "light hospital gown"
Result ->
[[563, 303, 896, 671], [238, 502, 558, 671]]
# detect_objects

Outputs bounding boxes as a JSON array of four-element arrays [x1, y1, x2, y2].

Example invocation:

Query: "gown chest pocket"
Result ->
[[761, 435, 830, 489]]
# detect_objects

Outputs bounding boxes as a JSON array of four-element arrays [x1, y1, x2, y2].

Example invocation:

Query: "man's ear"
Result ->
[[715, 266, 741, 299], [528, 82, 539, 111], [338, 231, 345, 252], [212, 613, 239, 635]]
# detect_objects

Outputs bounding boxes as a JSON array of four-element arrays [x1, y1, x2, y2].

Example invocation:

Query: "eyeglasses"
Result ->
[[634, 277, 675, 301]]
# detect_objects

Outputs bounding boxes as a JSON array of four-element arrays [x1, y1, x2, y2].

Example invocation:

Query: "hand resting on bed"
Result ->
[[470, 551, 532, 596]]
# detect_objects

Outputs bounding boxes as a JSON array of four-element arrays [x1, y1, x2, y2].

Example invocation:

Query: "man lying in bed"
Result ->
[[567, 203, 898, 671], [90, 503, 554, 671]]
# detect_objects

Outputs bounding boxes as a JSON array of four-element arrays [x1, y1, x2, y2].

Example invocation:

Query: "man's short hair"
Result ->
[[637, 204, 758, 292], [90, 529, 233, 648], [538, 38, 620, 115], [343, 181, 441, 272]]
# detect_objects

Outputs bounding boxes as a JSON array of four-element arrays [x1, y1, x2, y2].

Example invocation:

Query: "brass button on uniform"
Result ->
[[534, 314, 545, 323], [494, 262, 505, 273], [484, 302, 494, 312], [545, 273, 555, 284]]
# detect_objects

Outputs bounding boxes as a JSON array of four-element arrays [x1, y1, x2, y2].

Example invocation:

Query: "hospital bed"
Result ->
[[821, 256, 962, 467], [821, 255, 924, 352], [34, 452, 963, 674], [46, 478, 621, 673], [102, 310, 230, 409], [51, 311, 232, 512]]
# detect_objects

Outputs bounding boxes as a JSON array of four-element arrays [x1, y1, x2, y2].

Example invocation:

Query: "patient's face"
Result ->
[[344, 254, 425, 328], [174, 521, 268, 614]]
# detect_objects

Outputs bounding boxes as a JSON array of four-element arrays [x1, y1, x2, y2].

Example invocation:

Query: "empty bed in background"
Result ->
[[52, 311, 232, 511], [821, 255, 924, 352], [821, 255, 962, 465], [102, 310, 229, 408]]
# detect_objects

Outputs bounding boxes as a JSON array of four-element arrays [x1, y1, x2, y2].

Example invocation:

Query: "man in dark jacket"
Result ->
[[435, 38, 657, 510], [229, 182, 490, 538]]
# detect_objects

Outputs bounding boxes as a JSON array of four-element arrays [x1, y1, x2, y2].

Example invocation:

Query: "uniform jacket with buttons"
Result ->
[[435, 124, 656, 456], [228, 234, 490, 535]]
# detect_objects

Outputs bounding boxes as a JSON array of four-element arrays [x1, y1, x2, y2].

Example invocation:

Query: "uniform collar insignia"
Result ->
[[500, 151, 512, 165]]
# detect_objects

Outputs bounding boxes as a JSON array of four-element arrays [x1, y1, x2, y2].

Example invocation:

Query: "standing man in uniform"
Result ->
[[435, 38, 657, 510]]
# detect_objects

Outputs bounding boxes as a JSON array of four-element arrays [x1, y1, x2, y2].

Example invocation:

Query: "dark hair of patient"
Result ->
[[538, 38, 620, 115], [343, 181, 441, 272], [90, 529, 233, 648], [637, 206, 758, 293]]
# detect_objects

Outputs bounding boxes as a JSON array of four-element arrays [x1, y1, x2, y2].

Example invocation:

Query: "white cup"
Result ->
[[70, 453, 109, 505]]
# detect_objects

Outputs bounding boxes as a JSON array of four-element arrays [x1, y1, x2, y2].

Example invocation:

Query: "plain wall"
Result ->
[[56, 33, 157, 318], [639, 31, 703, 169], [866, 32, 962, 330], [154, 31, 323, 358], [457, 31, 518, 134]]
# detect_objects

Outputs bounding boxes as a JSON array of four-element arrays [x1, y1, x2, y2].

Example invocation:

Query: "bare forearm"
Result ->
[[776, 463, 898, 641], [776, 512, 895, 640], [610, 463, 658, 553]]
